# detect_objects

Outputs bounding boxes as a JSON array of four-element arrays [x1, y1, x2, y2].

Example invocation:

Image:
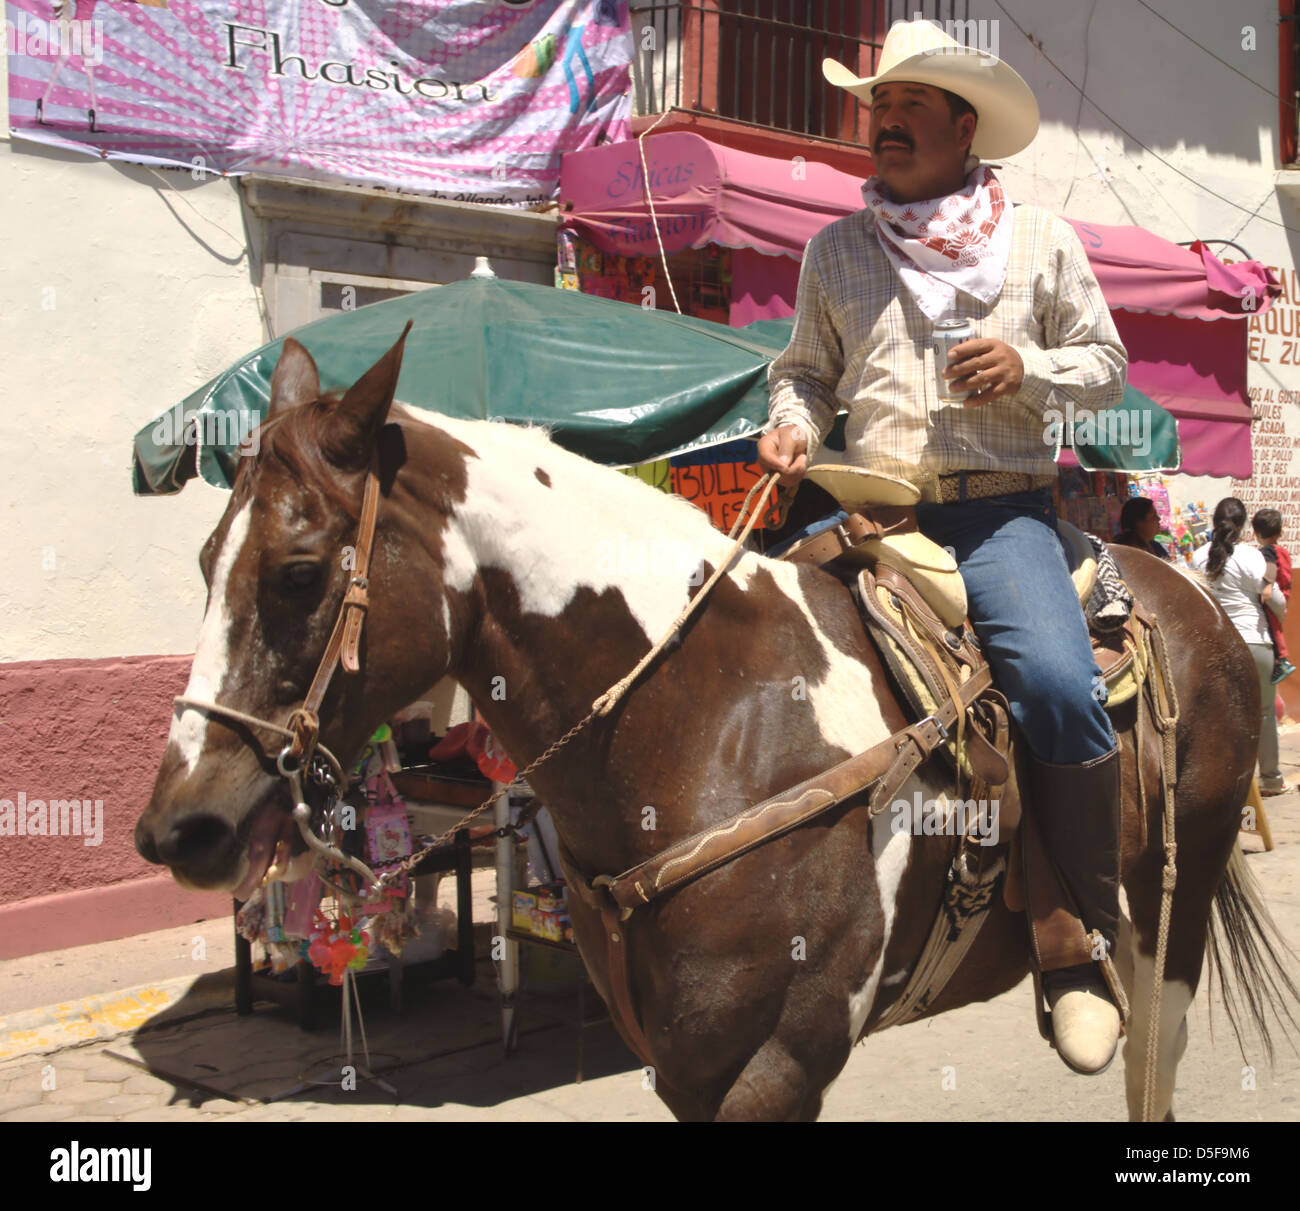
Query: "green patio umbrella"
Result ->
[[1062, 382, 1182, 473], [133, 277, 787, 495], [132, 291, 1180, 495]]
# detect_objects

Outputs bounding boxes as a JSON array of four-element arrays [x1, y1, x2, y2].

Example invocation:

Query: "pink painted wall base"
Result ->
[[0, 874, 230, 960], [0, 653, 233, 956]]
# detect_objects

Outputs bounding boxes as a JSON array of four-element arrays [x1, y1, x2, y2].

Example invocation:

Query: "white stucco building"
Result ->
[[0, 40, 554, 954], [983, 1, 1300, 526]]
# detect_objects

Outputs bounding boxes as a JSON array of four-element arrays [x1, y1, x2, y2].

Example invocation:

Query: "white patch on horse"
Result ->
[[1122, 928, 1194, 1121], [763, 560, 891, 755], [844, 781, 938, 1043], [407, 416, 895, 763], [171, 504, 251, 772], [412, 415, 767, 640]]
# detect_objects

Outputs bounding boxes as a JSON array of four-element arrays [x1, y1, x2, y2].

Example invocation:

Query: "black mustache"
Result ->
[[875, 133, 914, 151]]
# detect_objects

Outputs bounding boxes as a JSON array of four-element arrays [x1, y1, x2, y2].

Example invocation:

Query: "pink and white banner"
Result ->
[[5, 0, 631, 205]]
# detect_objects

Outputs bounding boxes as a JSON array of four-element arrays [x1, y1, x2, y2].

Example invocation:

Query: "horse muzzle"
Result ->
[[135, 788, 307, 896]]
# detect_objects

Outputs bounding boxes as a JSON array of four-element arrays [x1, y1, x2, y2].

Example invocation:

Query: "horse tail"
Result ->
[[1205, 844, 1300, 1064]]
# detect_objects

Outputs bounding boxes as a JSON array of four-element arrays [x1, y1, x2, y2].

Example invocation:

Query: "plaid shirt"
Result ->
[[767, 203, 1127, 490]]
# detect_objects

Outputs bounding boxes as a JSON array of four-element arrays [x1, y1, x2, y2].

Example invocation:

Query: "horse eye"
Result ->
[[281, 561, 321, 592]]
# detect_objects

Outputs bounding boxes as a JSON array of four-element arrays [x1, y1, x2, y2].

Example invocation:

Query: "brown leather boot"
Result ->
[[1028, 747, 1123, 1074]]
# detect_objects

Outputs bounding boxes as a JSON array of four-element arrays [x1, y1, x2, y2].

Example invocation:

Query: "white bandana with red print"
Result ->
[[861, 164, 1014, 322]]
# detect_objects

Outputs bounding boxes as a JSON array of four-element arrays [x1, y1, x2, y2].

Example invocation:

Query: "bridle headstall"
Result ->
[[174, 465, 385, 894]]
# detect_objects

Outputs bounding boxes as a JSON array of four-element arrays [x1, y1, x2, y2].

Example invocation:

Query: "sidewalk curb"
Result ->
[[0, 970, 235, 1064]]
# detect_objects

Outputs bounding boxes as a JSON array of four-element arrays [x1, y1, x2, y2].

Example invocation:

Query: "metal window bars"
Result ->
[[628, 0, 969, 144]]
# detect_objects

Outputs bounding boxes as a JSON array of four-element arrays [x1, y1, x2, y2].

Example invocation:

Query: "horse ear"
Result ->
[[325, 321, 413, 468], [267, 338, 321, 417]]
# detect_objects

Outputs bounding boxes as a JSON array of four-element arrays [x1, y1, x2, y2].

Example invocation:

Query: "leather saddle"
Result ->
[[777, 466, 1151, 998], [779, 467, 1143, 700]]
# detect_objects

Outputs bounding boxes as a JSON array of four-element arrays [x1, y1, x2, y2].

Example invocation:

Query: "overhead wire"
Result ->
[[1060, 0, 1098, 214], [991, 0, 1300, 237]]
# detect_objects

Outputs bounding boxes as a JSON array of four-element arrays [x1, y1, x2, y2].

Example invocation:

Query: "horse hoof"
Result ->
[[1046, 971, 1121, 1075]]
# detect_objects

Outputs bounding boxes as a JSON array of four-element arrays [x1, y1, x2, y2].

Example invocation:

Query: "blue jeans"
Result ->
[[915, 488, 1115, 764]]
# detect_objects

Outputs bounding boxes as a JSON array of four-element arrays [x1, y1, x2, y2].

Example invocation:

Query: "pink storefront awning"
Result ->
[[559, 131, 866, 261], [562, 136, 1277, 478], [1065, 221, 1276, 320], [1066, 221, 1279, 478]]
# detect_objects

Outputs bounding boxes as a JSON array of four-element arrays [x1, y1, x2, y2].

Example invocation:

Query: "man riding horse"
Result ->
[[757, 19, 1128, 1074]]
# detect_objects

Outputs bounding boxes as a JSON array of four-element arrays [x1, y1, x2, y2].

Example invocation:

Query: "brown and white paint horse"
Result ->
[[137, 333, 1295, 1122]]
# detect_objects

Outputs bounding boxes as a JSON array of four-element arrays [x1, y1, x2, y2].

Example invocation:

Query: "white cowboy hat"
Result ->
[[823, 19, 1040, 159]]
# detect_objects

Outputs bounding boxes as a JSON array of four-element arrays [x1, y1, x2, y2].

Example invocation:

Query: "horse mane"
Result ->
[[241, 397, 768, 570], [237, 392, 364, 519]]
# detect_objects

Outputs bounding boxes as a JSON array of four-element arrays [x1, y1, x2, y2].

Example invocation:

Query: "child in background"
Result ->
[[1252, 508, 1295, 683]]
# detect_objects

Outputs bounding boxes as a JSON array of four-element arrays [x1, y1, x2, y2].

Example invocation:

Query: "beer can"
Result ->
[[932, 318, 973, 400]]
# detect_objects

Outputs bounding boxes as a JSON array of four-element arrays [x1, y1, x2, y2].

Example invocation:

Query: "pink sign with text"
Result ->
[[5, 0, 631, 204]]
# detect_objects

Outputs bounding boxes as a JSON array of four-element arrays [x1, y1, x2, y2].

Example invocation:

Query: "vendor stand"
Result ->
[[230, 716, 491, 1030]]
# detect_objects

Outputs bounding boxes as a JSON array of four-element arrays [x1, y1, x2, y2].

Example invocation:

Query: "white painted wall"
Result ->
[[0, 54, 264, 662], [976, 0, 1298, 532]]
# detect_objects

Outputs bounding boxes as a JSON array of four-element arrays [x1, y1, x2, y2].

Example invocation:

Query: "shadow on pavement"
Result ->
[[115, 954, 642, 1115]]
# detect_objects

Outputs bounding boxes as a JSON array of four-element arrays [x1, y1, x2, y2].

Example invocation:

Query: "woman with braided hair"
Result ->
[[1191, 497, 1289, 796]]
